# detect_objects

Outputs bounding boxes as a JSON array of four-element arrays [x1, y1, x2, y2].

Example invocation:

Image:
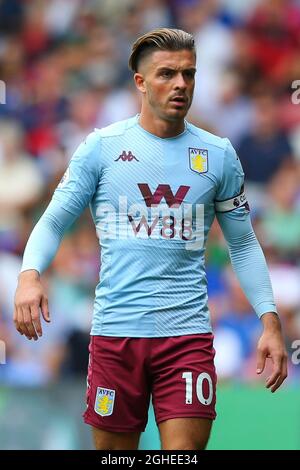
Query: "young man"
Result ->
[[14, 28, 287, 450]]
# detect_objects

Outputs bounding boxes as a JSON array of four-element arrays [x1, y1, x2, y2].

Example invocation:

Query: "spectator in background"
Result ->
[[0, 120, 44, 252], [213, 268, 261, 382], [247, 0, 300, 84], [238, 93, 293, 184], [197, 69, 255, 146], [237, 92, 293, 212], [259, 163, 300, 260]]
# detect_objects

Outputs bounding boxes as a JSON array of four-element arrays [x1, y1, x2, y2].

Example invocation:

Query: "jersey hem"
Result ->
[[89, 328, 213, 337]]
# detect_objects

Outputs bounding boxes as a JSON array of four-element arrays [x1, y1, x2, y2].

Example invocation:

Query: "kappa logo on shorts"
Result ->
[[94, 387, 115, 417]]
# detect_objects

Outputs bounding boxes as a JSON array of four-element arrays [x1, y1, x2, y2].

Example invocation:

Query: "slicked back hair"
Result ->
[[129, 28, 196, 73]]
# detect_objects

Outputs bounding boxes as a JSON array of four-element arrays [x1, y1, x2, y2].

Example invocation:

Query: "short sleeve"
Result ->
[[215, 139, 249, 214], [53, 130, 101, 215]]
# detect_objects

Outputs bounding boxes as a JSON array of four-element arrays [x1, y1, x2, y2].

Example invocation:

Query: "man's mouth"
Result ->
[[169, 96, 188, 108], [170, 96, 187, 104]]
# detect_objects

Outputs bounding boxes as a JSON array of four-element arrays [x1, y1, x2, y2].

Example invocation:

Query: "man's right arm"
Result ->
[[14, 201, 77, 340], [14, 130, 102, 340], [21, 201, 77, 274]]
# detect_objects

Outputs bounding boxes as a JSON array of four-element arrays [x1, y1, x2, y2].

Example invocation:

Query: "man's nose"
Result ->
[[174, 73, 187, 89]]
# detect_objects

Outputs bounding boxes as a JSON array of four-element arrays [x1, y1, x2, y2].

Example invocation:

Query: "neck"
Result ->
[[138, 107, 185, 138]]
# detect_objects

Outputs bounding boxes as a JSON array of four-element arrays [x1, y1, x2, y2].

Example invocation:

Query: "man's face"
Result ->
[[135, 49, 196, 122]]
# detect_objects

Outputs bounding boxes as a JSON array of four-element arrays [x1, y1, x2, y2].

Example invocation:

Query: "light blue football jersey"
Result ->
[[51, 115, 249, 336], [22, 114, 277, 336]]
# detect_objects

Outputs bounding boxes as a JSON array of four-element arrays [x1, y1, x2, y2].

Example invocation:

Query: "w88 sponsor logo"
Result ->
[[96, 184, 205, 250]]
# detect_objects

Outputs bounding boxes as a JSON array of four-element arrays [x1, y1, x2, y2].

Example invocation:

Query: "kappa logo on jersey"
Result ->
[[138, 183, 190, 207], [189, 148, 208, 174], [115, 150, 139, 162], [94, 387, 115, 417]]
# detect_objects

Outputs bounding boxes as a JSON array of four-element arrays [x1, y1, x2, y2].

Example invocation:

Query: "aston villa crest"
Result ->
[[189, 148, 208, 174], [94, 387, 115, 417]]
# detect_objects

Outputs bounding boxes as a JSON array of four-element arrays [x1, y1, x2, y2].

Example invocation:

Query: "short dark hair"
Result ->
[[129, 28, 195, 73]]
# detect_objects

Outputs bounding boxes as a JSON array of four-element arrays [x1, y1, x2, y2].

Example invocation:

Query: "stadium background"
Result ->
[[0, 0, 300, 450]]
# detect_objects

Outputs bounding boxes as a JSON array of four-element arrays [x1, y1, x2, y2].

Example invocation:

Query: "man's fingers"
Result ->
[[282, 353, 288, 381], [268, 354, 288, 393], [30, 303, 43, 337], [256, 348, 267, 374], [41, 297, 50, 323], [266, 353, 281, 385], [268, 369, 286, 393], [266, 354, 285, 391], [22, 305, 38, 340], [270, 374, 286, 393], [14, 298, 49, 340], [19, 306, 33, 339], [266, 369, 281, 388], [13, 306, 24, 336], [13, 276, 49, 341]]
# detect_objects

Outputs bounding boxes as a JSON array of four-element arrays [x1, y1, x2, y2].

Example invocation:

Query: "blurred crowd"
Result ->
[[0, 0, 300, 387]]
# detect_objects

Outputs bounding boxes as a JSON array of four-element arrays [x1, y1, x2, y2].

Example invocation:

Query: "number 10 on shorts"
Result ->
[[182, 372, 213, 405]]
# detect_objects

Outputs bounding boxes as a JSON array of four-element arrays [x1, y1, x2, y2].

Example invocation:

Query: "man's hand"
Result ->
[[13, 270, 50, 341], [256, 312, 288, 392]]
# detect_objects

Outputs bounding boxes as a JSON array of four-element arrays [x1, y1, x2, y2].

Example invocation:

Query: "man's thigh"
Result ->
[[159, 417, 213, 450], [83, 336, 151, 436], [151, 334, 217, 432], [92, 426, 141, 450]]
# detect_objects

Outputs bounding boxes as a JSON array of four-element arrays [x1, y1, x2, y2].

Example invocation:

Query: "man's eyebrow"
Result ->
[[156, 66, 175, 72], [185, 67, 197, 74], [156, 66, 197, 73]]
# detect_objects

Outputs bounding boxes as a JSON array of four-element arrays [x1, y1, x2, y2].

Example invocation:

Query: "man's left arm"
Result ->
[[215, 139, 288, 392], [217, 211, 288, 392]]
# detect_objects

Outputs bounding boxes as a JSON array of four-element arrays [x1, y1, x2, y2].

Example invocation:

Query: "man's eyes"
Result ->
[[158, 70, 195, 79], [160, 70, 173, 78], [184, 71, 195, 79]]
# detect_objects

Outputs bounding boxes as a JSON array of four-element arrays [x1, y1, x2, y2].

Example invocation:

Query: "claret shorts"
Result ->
[[83, 333, 217, 433]]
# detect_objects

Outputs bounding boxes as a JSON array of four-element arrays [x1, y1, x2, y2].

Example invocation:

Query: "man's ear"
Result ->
[[134, 73, 146, 93]]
